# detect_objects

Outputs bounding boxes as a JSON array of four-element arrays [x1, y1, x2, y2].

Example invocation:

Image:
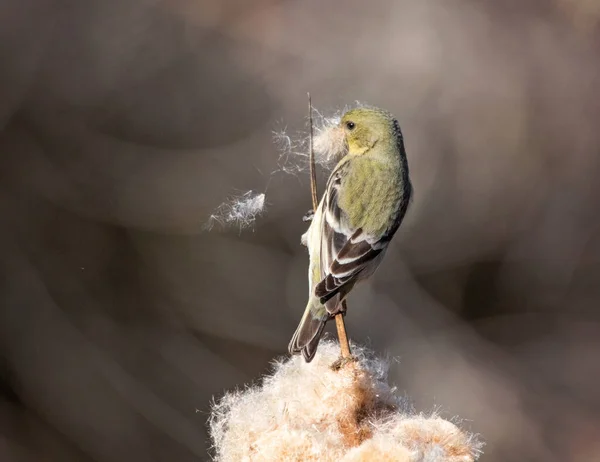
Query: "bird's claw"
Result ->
[[302, 209, 315, 222], [330, 355, 357, 371]]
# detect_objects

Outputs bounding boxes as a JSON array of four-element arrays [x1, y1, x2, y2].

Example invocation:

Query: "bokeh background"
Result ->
[[1, 0, 600, 460]]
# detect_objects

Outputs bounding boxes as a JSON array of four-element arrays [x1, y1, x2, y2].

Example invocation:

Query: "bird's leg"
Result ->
[[302, 209, 315, 222]]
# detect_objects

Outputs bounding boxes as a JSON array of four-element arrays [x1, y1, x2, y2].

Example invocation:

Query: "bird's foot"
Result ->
[[302, 209, 315, 222], [330, 355, 357, 371]]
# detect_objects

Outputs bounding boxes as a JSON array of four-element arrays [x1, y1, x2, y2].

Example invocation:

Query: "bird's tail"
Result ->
[[288, 300, 327, 363]]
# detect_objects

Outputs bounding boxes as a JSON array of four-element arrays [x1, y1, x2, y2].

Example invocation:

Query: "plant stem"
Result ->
[[307, 93, 351, 359]]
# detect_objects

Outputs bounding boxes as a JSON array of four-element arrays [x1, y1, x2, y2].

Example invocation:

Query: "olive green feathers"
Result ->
[[289, 106, 412, 362]]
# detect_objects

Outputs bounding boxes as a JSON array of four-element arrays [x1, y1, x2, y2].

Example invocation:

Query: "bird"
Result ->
[[288, 106, 412, 362]]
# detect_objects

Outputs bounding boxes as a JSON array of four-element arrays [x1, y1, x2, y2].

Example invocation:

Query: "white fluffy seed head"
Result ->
[[208, 341, 484, 462]]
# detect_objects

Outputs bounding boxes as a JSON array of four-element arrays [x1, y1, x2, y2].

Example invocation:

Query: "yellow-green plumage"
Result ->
[[289, 106, 412, 362], [338, 157, 403, 236]]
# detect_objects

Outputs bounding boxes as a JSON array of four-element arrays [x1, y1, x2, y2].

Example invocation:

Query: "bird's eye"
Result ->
[[345, 121, 355, 130]]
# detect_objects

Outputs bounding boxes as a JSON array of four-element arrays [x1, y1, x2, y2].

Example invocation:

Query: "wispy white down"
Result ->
[[209, 340, 484, 461], [204, 190, 266, 232], [204, 103, 368, 232], [272, 103, 366, 177]]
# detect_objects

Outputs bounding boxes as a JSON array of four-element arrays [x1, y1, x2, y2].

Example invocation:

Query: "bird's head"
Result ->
[[340, 107, 399, 155]]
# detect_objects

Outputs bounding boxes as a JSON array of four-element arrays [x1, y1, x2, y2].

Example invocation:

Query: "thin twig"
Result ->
[[336, 302, 352, 359], [307, 93, 352, 360], [308, 93, 318, 211]]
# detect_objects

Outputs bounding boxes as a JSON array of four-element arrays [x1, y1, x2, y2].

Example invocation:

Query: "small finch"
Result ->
[[288, 106, 412, 362]]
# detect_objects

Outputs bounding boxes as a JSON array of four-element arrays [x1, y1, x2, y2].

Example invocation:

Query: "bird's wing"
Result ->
[[314, 165, 386, 310]]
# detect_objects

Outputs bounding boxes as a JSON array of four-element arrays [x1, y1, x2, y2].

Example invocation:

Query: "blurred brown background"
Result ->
[[1, 0, 600, 460]]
